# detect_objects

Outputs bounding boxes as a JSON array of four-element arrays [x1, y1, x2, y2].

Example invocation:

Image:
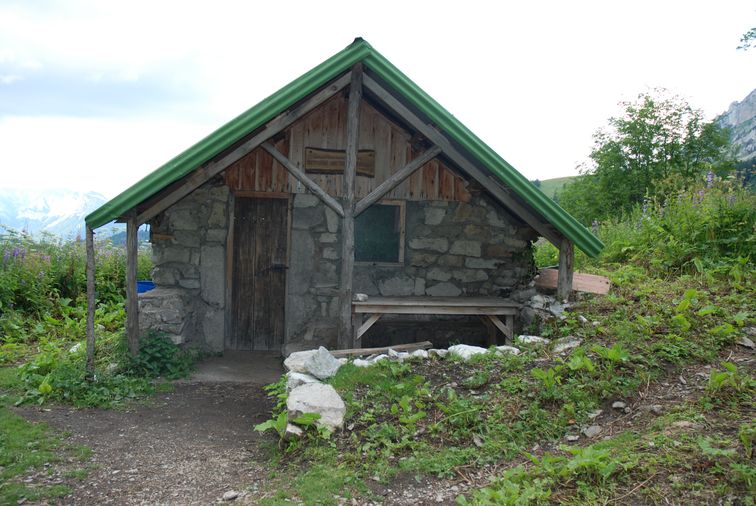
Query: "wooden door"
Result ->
[[229, 197, 288, 351]]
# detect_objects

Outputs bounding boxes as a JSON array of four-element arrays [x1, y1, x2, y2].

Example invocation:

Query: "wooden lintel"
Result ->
[[261, 142, 344, 217], [354, 145, 442, 216], [125, 213, 139, 356], [85, 225, 96, 378], [362, 75, 563, 248], [339, 64, 363, 349], [136, 72, 352, 225]]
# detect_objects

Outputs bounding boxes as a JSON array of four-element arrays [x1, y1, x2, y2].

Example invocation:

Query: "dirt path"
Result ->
[[16, 382, 275, 505]]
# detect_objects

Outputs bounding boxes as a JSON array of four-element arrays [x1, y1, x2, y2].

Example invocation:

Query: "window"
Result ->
[[355, 201, 405, 264]]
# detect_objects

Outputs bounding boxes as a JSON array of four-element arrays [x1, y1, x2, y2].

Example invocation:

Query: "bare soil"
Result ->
[[15, 382, 274, 505]]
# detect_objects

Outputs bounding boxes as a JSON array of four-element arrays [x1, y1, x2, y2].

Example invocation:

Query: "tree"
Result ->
[[556, 90, 734, 224]]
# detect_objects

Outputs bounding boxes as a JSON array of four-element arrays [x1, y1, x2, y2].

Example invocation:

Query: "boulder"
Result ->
[[429, 349, 448, 358], [388, 348, 409, 361], [303, 346, 342, 380], [283, 349, 319, 373], [448, 344, 489, 360], [410, 349, 429, 359], [287, 383, 346, 430], [353, 359, 372, 368], [286, 372, 319, 392]]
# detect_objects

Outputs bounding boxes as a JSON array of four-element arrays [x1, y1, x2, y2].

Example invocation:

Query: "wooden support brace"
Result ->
[[126, 213, 139, 356], [261, 142, 344, 217], [362, 75, 563, 248], [354, 145, 441, 216], [85, 225, 96, 378], [136, 72, 352, 225], [356, 314, 383, 340]]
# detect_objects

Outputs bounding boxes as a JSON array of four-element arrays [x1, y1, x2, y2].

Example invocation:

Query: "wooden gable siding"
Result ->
[[224, 94, 471, 202]]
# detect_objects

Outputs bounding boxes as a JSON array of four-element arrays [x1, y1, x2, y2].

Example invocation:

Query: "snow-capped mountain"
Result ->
[[0, 188, 112, 238]]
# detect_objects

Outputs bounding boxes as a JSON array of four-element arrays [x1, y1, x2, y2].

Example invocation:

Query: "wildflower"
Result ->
[[591, 220, 599, 235], [706, 171, 714, 188]]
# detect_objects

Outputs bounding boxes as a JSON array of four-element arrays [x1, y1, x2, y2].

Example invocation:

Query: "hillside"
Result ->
[[536, 176, 577, 198]]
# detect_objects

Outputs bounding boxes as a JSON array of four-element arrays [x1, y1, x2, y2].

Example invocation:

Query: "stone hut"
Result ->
[[83, 39, 603, 359]]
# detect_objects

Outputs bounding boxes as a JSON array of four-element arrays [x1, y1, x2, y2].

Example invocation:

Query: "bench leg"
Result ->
[[487, 315, 513, 346], [481, 316, 498, 346]]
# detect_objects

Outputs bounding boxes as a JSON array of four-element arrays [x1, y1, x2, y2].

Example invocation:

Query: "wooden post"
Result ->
[[557, 238, 574, 301], [338, 64, 363, 349], [126, 213, 139, 356], [85, 225, 96, 379]]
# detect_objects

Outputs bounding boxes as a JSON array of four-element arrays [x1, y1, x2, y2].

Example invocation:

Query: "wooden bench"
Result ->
[[352, 296, 520, 346]]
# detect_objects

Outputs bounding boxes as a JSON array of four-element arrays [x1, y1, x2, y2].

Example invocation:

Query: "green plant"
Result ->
[[707, 362, 754, 397], [128, 333, 197, 379]]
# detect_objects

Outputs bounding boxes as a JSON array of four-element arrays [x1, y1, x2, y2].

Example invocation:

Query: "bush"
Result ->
[[128, 333, 197, 379]]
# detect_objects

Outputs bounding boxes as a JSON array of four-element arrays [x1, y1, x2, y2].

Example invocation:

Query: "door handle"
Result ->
[[271, 263, 288, 271]]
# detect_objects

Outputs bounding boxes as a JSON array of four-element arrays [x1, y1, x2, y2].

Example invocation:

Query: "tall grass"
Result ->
[[535, 177, 755, 278]]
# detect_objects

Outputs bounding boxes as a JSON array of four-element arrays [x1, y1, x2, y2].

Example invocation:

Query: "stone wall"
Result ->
[[285, 191, 537, 351], [139, 181, 229, 352], [140, 183, 538, 353]]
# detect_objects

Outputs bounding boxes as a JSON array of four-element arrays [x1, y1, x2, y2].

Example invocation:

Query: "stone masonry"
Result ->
[[140, 181, 537, 353], [139, 181, 229, 351]]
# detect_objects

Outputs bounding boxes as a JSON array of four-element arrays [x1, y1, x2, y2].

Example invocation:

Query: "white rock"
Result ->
[[612, 401, 627, 409], [68, 343, 82, 354], [516, 335, 550, 345], [287, 383, 346, 430], [303, 346, 342, 380], [353, 359, 372, 368], [286, 372, 319, 392], [370, 354, 388, 363], [588, 409, 603, 420], [448, 344, 488, 360], [337, 358, 348, 365], [578, 315, 589, 324], [736, 336, 755, 349], [582, 425, 602, 438], [388, 348, 409, 361], [410, 349, 429, 359], [283, 349, 318, 373], [552, 336, 583, 354], [429, 349, 448, 358], [284, 423, 303, 440], [495, 345, 521, 355], [222, 490, 239, 501], [353, 293, 369, 302], [566, 434, 580, 442]]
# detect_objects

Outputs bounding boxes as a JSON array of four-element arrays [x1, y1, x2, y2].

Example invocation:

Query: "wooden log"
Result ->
[[126, 213, 139, 356], [557, 238, 574, 301], [261, 142, 344, 217], [339, 64, 363, 349], [354, 145, 441, 216], [330, 340, 433, 358], [136, 73, 352, 225], [362, 75, 563, 248], [85, 225, 96, 379]]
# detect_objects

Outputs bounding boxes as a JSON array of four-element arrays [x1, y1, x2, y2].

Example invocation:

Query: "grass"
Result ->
[[253, 264, 755, 504]]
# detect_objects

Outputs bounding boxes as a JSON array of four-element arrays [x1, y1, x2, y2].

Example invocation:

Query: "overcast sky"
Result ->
[[1, 0, 754, 199]]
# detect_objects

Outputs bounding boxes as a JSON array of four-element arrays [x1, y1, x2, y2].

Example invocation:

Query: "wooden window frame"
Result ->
[[355, 199, 405, 267]]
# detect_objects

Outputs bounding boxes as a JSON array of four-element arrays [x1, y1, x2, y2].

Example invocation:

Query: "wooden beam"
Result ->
[[126, 213, 139, 356], [330, 340, 433, 358], [354, 145, 441, 216], [356, 313, 382, 340], [557, 238, 574, 301], [85, 225, 96, 379], [136, 72, 352, 225], [261, 142, 344, 217], [338, 64, 363, 349], [362, 75, 563, 247]]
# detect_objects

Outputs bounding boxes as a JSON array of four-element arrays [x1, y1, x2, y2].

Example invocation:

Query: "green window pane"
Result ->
[[355, 204, 401, 263]]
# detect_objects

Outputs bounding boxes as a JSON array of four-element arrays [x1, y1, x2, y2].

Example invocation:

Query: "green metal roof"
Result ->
[[86, 38, 603, 257]]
